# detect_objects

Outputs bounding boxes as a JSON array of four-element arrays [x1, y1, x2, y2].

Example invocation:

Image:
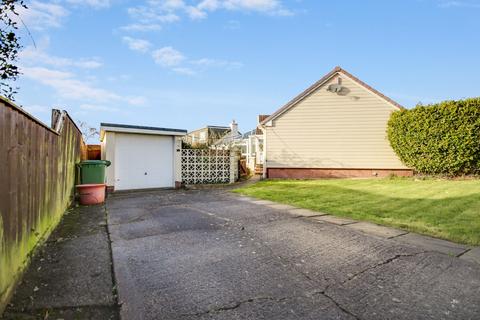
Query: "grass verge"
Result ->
[[233, 178, 480, 245]]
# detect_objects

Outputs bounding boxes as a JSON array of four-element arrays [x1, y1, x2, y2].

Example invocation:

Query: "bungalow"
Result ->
[[211, 120, 242, 147], [259, 66, 412, 179], [184, 125, 231, 147]]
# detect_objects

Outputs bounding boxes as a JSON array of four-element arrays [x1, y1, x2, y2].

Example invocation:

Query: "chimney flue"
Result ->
[[230, 119, 238, 135]]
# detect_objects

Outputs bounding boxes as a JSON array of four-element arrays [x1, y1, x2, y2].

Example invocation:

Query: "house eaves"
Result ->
[[260, 66, 404, 126]]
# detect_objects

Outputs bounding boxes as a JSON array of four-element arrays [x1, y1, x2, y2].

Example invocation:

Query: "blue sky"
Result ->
[[12, 0, 480, 141]]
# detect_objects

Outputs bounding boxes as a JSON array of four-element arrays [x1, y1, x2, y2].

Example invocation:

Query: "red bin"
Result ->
[[76, 184, 106, 205]]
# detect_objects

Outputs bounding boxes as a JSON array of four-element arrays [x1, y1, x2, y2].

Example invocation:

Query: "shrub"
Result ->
[[181, 141, 208, 149], [387, 98, 480, 175]]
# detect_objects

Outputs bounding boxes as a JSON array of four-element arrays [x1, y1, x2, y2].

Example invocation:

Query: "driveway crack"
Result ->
[[182, 296, 283, 316], [181, 292, 322, 317], [272, 246, 425, 320], [333, 251, 427, 288], [317, 290, 361, 320], [315, 251, 428, 320], [251, 241, 361, 319]]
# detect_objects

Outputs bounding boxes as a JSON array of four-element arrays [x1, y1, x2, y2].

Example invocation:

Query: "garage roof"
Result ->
[[100, 123, 187, 141]]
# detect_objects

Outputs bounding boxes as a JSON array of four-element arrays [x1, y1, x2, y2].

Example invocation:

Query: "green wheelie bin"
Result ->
[[77, 160, 111, 184]]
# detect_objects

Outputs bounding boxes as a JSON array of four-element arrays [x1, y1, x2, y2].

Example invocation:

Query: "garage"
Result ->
[[100, 123, 187, 191]]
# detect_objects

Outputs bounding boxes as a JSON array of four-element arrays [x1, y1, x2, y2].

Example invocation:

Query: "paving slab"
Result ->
[[250, 199, 276, 206], [311, 215, 358, 226], [265, 203, 297, 210], [346, 221, 408, 239], [235, 196, 256, 202], [288, 208, 328, 217], [393, 232, 469, 256], [459, 247, 480, 265]]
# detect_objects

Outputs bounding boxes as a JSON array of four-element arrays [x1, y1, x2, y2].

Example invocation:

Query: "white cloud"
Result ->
[[77, 60, 103, 68], [22, 66, 118, 101], [198, 0, 293, 15], [161, 0, 187, 10], [119, 32, 242, 76], [197, 0, 218, 10], [185, 6, 207, 19], [20, 44, 103, 69], [127, 96, 148, 105], [121, 2, 181, 32], [191, 58, 243, 69], [21, 66, 145, 106], [152, 47, 185, 66], [79, 104, 119, 112], [438, 1, 480, 8], [172, 67, 196, 75], [120, 23, 163, 32], [24, 104, 50, 114], [127, 6, 181, 22], [122, 0, 292, 33], [119, 37, 242, 76], [149, 46, 243, 75], [223, 0, 291, 14], [13, 0, 112, 32], [122, 36, 152, 53], [23, 67, 72, 80], [17, 1, 69, 30], [66, 0, 111, 9], [160, 13, 182, 22]]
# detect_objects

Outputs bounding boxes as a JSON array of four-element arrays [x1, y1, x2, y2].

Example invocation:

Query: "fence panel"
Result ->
[[0, 98, 84, 313], [181, 149, 232, 184]]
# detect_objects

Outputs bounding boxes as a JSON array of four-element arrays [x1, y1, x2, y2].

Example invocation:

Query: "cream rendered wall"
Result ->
[[174, 136, 182, 184], [102, 131, 116, 187], [265, 74, 407, 169]]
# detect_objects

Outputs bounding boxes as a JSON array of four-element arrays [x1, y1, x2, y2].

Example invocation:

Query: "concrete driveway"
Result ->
[[106, 188, 480, 320]]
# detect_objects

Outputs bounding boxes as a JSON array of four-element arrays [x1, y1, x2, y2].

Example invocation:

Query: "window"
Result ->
[[199, 131, 206, 142]]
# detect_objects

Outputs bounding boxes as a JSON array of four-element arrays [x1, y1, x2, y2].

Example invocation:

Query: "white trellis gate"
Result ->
[[181, 149, 238, 184]]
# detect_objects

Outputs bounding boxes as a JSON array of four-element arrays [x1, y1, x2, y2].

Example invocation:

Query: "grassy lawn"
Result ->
[[234, 178, 480, 246]]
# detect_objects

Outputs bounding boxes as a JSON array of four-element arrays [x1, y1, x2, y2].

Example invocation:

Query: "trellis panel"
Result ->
[[181, 149, 231, 184]]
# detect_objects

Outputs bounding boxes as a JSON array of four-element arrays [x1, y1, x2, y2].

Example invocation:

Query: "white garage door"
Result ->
[[114, 133, 174, 190]]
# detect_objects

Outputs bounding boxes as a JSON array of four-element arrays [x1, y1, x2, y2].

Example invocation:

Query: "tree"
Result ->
[[0, 0, 27, 100], [78, 121, 100, 143]]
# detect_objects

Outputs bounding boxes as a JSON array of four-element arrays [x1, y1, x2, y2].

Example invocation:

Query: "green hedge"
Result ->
[[387, 98, 480, 175]]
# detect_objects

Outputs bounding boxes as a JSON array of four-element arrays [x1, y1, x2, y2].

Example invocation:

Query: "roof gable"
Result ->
[[261, 66, 404, 125]]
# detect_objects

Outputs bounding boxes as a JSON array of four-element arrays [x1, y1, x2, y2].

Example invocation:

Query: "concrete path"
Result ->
[[107, 189, 480, 320], [3, 205, 119, 319]]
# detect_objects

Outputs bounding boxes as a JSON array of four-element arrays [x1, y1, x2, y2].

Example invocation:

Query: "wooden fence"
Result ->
[[87, 144, 101, 160], [0, 97, 85, 313]]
